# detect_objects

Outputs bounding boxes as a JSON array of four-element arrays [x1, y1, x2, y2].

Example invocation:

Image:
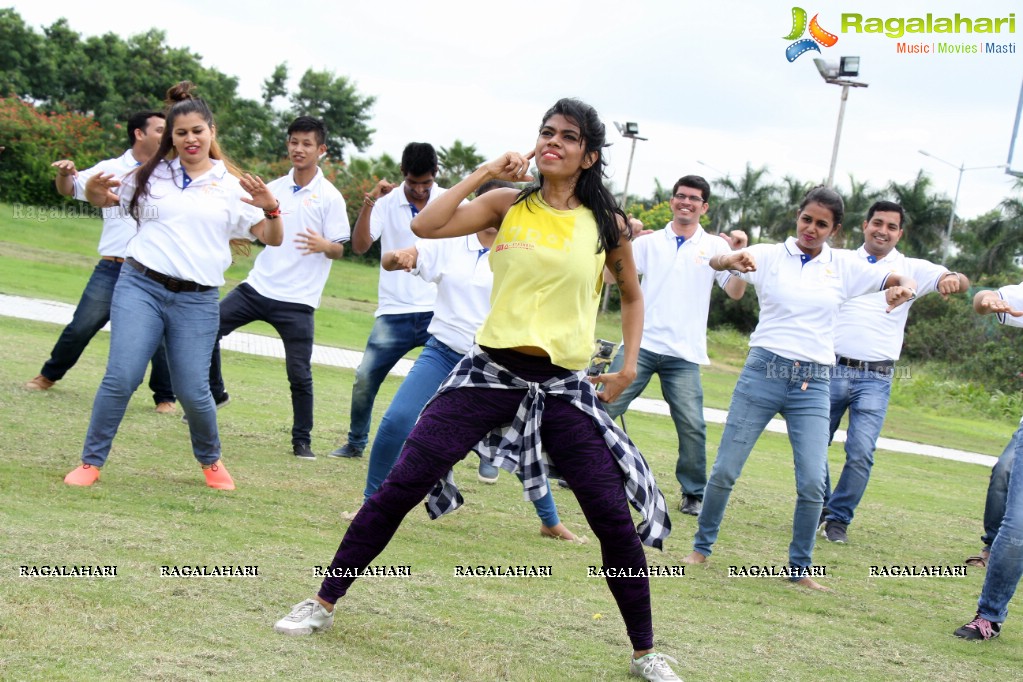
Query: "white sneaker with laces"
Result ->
[[273, 598, 334, 636], [629, 653, 682, 681]]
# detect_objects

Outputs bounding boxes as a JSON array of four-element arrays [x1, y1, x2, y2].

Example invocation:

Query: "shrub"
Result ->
[[0, 97, 112, 207], [903, 290, 1023, 394]]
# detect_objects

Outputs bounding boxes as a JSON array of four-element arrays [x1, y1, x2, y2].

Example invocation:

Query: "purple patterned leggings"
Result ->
[[317, 349, 654, 650]]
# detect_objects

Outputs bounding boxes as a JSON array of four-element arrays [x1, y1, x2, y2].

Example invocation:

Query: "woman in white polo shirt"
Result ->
[[64, 81, 283, 490], [682, 187, 916, 590]]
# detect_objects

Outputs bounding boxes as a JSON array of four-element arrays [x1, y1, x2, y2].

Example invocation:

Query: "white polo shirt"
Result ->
[[119, 159, 264, 286], [738, 238, 891, 364], [412, 233, 493, 354], [72, 149, 143, 257], [370, 182, 446, 316], [997, 283, 1023, 329], [632, 225, 733, 365], [833, 246, 948, 362], [243, 168, 350, 309]]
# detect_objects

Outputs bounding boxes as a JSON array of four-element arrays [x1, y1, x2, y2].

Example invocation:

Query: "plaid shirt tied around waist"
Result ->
[[422, 345, 671, 549]]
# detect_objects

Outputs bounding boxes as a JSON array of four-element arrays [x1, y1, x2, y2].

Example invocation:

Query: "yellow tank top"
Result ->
[[476, 193, 604, 370]]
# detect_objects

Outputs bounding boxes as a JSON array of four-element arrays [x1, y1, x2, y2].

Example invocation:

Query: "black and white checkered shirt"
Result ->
[[422, 345, 671, 549]]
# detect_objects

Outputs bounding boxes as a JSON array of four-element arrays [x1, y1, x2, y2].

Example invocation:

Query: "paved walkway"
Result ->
[[2, 292, 997, 467]]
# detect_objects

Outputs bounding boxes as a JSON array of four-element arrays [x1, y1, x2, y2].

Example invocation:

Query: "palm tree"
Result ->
[[650, 178, 673, 205], [888, 171, 950, 260], [438, 140, 485, 188], [758, 176, 812, 243], [835, 175, 883, 249], [954, 180, 1023, 276], [714, 163, 776, 241]]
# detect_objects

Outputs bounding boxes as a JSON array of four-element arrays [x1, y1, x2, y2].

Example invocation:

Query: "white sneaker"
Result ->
[[273, 599, 334, 636], [629, 653, 682, 681]]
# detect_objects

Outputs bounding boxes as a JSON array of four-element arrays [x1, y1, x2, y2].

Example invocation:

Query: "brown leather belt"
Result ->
[[100, 256, 126, 263], [125, 257, 214, 293]]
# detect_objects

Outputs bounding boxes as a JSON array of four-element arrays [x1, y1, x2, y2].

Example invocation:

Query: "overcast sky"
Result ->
[[12, 0, 1023, 221]]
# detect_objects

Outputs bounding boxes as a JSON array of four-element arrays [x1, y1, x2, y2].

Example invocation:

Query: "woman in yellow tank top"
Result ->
[[273, 99, 682, 682]]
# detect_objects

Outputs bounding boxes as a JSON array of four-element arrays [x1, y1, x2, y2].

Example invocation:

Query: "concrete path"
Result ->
[[1, 292, 997, 467]]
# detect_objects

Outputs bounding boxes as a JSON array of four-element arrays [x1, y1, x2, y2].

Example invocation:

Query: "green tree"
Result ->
[[0, 9, 52, 98], [888, 171, 950, 260], [835, 175, 882, 248], [332, 153, 402, 261], [632, 201, 673, 231], [758, 176, 811, 243], [952, 181, 1023, 277], [438, 140, 485, 187], [289, 69, 375, 160], [650, 178, 673, 205], [262, 63, 289, 107], [714, 163, 776, 238]]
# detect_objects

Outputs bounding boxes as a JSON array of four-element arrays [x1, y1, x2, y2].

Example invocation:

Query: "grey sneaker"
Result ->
[[629, 653, 681, 681], [273, 599, 334, 636], [679, 495, 702, 516], [477, 458, 499, 484], [182, 394, 230, 423], [822, 520, 848, 543], [329, 443, 364, 458]]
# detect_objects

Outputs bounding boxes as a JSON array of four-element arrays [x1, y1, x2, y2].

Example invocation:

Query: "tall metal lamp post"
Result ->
[[601, 121, 648, 312], [918, 150, 1008, 261], [613, 121, 648, 208], [813, 56, 868, 188]]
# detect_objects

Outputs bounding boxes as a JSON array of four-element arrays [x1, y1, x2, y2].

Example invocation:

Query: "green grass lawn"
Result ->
[[2, 203, 1021, 680]]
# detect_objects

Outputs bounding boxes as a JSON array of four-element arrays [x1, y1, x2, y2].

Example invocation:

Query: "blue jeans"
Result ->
[[605, 346, 707, 498], [81, 266, 221, 466], [209, 283, 315, 446], [41, 258, 174, 403], [977, 430, 1023, 623], [824, 365, 893, 525], [694, 348, 831, 575], [981, 428, 1018, 548], [346, 311, 433, 448], [364, 337, 561, 527]]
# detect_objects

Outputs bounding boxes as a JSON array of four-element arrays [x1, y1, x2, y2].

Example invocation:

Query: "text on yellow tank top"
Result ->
[[476, 193, 604, 370]]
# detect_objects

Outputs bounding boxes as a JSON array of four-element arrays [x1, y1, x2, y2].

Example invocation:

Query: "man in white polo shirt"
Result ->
[[604, 175, 747, 516], [329, 143, 443, 459], [26, 111, 177, 413], [821, 200, 969, 543], [206, 116, 349, 460]]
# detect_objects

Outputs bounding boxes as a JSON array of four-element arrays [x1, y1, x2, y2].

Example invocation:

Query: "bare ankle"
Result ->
[[681, 551, 707, 565]]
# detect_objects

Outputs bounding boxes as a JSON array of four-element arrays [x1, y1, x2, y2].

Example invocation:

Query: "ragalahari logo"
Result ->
[[784, 7, 838, 61]]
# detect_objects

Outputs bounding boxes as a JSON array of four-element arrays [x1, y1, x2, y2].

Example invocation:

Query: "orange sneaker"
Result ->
[[202, 461, 235, 490], [25, 375, 55, 391], [64, 464, 100, 486], [154, 402, 176, 414]]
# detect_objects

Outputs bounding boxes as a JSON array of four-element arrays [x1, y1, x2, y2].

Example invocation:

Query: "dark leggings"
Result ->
[[317, 349, 654, 651]]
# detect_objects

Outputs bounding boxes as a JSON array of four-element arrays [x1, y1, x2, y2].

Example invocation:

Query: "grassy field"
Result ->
[[2, 203, 1021, 680]]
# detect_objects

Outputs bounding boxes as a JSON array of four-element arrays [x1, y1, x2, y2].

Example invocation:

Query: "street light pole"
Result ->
[[601, 122, 647, 312], [814, 57, 868, 188], [918, 150, 1009, 262], [826, 84, 850, 188], [619, 135, 639, 208]]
